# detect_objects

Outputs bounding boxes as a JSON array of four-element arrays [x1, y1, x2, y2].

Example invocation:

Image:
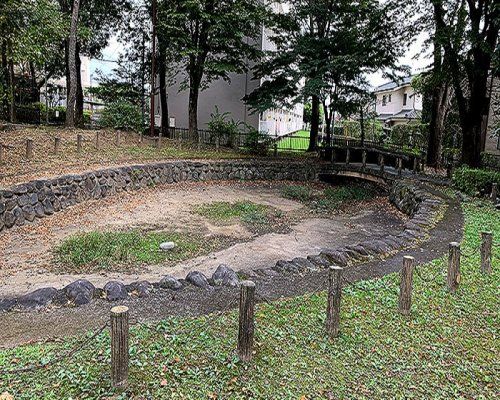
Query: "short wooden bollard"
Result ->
[[345, 149, 350, 165], [481, 232, 493, 274], [54, 137, 61, 154], [111, 306, 129, 390], [326, 266, 343, 338], [77, 134, 83, 153], [397, 157, 402, 176], [398, 256, 415, 315], [379, 154, 385, 172], [25, 139, 33, 159], [447, 242, 461, 293], [491, 183, 498, 203], [115, 131, 121, 146], [0, 144, 4, 163], [413, 157, 419, 173], [362, 151, 367, 170], [238, 281, 256, 362]]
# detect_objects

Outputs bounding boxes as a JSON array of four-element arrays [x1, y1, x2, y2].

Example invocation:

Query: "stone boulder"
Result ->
[[104, 281, 128, 301], [18, 287, 58, 309], [0, 298, 17, 313], [186, 271, 211, 289], [159, 275, 183, 291], [128, 281, 153, 297], [212, 265, 240, 287], [64, 279, 95, 305]]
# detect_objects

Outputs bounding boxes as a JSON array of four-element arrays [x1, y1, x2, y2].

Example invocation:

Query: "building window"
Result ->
[[403, 93, 407, 106], [388, 94, 392, 102], [382, 95, 387, 106]]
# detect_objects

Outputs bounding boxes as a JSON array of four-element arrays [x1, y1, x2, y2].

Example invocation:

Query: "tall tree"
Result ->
[[66, 0, 80, 127], [157, 0, 267, 139], [245, 0, 411, 151], [432, 0, 499, 166]]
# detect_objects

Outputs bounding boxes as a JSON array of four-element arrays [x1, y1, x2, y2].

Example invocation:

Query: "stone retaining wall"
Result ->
[[0, 160, 321, 233]]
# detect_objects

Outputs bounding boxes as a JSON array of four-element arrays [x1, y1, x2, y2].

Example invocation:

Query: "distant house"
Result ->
[[483, 75, 500, 155], [155, 3, 304, 137], [373, 76, 423, 126]]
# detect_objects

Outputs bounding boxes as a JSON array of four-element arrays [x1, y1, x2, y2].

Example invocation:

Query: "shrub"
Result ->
[[390, 123, 429, 149], [244, 127, 273, 155], [100, 101, 144, 132], [452, 166, 500, 196], [208, 106, 240, 147], [281, 185, 314, 202]]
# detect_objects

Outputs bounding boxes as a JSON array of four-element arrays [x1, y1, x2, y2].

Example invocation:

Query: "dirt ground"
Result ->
[[0, 181, 404, 297]]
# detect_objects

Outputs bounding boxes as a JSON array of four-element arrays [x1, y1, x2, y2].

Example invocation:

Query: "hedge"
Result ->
[[452, 166, 500, 196]]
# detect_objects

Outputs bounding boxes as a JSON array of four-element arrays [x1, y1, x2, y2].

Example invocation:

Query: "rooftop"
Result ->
[[374, 76, 415, 93]]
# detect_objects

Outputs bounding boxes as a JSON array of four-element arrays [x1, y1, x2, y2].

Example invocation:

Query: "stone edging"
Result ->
[[0, 177, 445, 313]]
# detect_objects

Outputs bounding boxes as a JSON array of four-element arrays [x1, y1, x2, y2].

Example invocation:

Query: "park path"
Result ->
[[0, 186, 462, 348]]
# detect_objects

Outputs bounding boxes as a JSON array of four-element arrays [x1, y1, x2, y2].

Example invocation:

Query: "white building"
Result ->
[[374, 76, 423, 126]]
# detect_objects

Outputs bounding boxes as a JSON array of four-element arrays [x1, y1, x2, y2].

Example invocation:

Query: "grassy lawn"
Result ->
[[193, 201, 288, 234], [276, 130, 310, 151], [0, 199, 498, 399], [54, 230, 232, 273], [281, 183, 377, 211]]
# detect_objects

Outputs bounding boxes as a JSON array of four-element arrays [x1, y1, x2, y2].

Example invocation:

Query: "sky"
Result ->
[[90, 31, 431, 89]]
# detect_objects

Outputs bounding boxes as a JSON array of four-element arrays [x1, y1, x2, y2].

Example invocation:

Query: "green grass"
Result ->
[[1, 199, 498, 399], [281, 183, 377, 210], [276, 130, 310, 151], [54, 230, 230, 273]]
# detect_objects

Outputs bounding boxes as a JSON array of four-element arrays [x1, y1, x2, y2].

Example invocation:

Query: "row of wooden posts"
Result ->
[[108, 231, 494, 390], [0, 133, 163, 162]]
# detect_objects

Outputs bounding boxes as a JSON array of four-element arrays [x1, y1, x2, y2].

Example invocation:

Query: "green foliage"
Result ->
[[195, 201, 268, 224], [389, 123, 429, 149], [341, 120, 384, 141], [281, 185, 314, 202], [55, 230, 226, 272], [100, 101, 144, 132], [207, 106, 241, 146], [480, 153, 500, 171], [2, 200, 497, 399], [452, 167, 500, 196], [244, 127, 273, 155]]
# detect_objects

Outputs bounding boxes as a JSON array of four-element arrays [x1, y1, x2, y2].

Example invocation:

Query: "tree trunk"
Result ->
[[158, 49, 169, 138], [1, 40, 9, 120], [7, 40, 15, 123], [360, 105, 365, 146], [66, 0, 81, 128], [309, 94, 320, 151], [29, 62, 39, 103], [427, 83, 450, 167], [75, 47, 84, 128]]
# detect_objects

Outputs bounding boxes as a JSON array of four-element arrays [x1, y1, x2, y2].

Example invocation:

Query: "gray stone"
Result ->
[[160, 242, 176, 251], [34, 203, 45, 218], [64, 279, 95, 305], [0, 298, 16, 312], [186, 271, 211, 289], [273, 260, 301, 273], [4, 211, 15, 228], [22, 205, 36, 222], [212, 264, 240, 287], [292, 257, 318, 271], [128, 280, 153, 297], [320, 250, 349, 267], [42, 198, 54, 215], [17, 194, 30, 207], [159, 275, 183, 291], [307, 254, 332, 267], [18, 287, 58, 309], [104, 281, 128, 301]]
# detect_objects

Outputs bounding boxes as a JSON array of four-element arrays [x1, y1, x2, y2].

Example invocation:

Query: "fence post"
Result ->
[[25, 139, 33, 159], [345, 148, 350, 165], [379, 154, 385, 172], [77, 134, 83, 153], [481, 232, 493, 274], [326, 266, 343, 339], [238, 281, 256, 362], [115, 131, 121, 146], [491, 183, 498, 203], [413, 157, 419, 174], [362, 150, 367, 170], [330, 148, 336, 163], [398, 256, 415, 315], [273, 142, 278, 157], [447, 242, 461, 293], [95, 131, 100, 150], [111, 306, 129, 390], [54, 137, 61, 154], [0, 144, 4, 163], [397, 157, 402, 176]]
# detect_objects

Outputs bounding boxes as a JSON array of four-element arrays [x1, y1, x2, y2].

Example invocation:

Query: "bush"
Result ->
[[208, 106, 240, 147], [452, 166, 500, 196], [281, 185, 314, 202], [100, 101, 144, 132], [390, 123, 429, 149], [244, 127, 273, 155]]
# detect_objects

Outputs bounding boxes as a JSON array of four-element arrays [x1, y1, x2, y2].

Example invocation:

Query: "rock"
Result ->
[[64, 279, 95, 305], [159, 275, 183, 291], [128, 280, 153, 297], [212, 264, 240, 287], [104, 281, 128, 301], [292, 257, 318, 271], [273, 260, 301, 273], [3, 211, 15, 228], [320, 250, 349, 267], [186, 271, 211, 289], [0, 298, 17, 313], [307, 254, 331, 267], [18, 287, 58, 309], [160, 242, 176, 251]]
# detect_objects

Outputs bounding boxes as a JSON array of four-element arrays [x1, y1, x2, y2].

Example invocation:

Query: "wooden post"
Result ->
[[447, 242, 461, 293], [77, 134, 83, 153], [111, 306, 129, 390], [54, 137, 61, 154], [330, 148, 336, 163], [491, 183, 498, 203], [362, 150, 367, 170], [326, 266, 343, 339], [379, 154, 385, 172], [238, 281, 256, 362], [345, 148, 350, 165], [0, 143, 4, 163], [95, 131, 100, 150], [481, 231, 493, 274], [397, 157, 402, 176], [413, 157, 419, 174], [398, 256, 415, 315], [25, 139, 34, 159], [115, 131, 121, 146]]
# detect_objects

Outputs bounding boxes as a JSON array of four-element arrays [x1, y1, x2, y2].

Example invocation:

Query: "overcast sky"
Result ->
[[91, 30, 431, 89]]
